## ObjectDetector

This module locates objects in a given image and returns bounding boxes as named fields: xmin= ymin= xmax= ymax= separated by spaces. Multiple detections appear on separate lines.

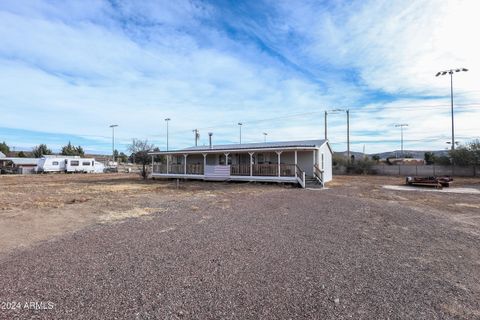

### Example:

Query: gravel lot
xmin=1 ymin=174 xmax=479 ymax=319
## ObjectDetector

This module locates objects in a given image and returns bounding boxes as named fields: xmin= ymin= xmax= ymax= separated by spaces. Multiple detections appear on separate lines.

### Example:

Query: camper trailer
xmin=37 ymin=157 xmax=66 ymax=172
xmin=37 ymin=156 xmax=99 ymax=173
xmin=65 ymin=158 xmax=96 ymax=173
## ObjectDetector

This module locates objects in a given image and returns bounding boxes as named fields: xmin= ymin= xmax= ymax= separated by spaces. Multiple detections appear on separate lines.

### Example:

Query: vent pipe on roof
xmin=208 ymin=132 xmax=213 ymax=149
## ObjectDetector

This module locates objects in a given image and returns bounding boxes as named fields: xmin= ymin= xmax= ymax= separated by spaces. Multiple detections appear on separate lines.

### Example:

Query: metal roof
xmin=1 ymin=158 xmax=39 ymax=165
xmin=151 ymin=139 xmax=328 ymax=154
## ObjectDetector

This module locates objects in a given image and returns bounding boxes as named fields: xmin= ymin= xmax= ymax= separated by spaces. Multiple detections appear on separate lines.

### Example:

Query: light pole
xmin=395 ymin=124 xmax=408 ymax=157
xmin=238 ymin=122 xmax=243 ymax=144
xmin=346 ymin=109 xmax=350 ymax=163
xmin=263 ymin=132 xmax=268 ymax=143
xmin=109 ymin=124 xmax=118 ymax=162
xmin=165 ymin=118 xmax=171 ymax=151
xmin=435 ymin=68 xmax=468 ymax=150
xmin=193 ymin=129 xmax=199 ymax=147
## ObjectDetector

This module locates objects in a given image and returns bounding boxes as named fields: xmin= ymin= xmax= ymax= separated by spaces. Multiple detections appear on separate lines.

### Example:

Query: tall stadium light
xmin=238 ymin=122 xmax=243 ymax=144
xmin=395 ymin=124 xmax=408 ymax=157
xmin=165 ymin=118 xmax=171 ymax=151
xmin=109 ymin=124 xmax=118 ymax=162
xmin=263 ymin=132 xmax=268 ymax=143
xmin=436 ymin=68 xmax=468 ymax=150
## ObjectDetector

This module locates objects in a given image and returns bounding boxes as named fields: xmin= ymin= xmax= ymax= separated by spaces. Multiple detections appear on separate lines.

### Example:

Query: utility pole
xmin=263 ymin=132 xmax=268 ymax=143
xmin=324 ymin=111 xmax=327 ymax=140
xmin=395 ymin=124 xmax=408 ymax=157
xmin=238 ymin=122 xmax=243 ymax=144
xmin=435 ymin=68 xmax=468 ymax=150
xmin=165 ymin=118 xmax=171 ymax=151
xmin=109 ymin=124 xmax=118 ymax=162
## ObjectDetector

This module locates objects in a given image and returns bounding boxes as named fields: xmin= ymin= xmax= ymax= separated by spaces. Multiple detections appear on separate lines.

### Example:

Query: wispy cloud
xmin=0 ymin=0 xmax=478 ymax=154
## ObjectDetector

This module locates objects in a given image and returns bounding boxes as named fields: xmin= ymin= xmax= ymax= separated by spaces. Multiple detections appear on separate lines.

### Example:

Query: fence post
xmin=398 ymin=165 xmax=401 ymax=176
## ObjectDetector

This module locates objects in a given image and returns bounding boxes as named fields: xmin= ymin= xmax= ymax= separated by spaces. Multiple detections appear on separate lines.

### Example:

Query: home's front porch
xmin=151 ymin=150 xmax=324 ymax=188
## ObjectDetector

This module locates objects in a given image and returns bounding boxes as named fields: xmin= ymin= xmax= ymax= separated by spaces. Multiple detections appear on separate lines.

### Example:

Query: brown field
xmin=1 ymin=173 xmax=479 ymax=257
xmin=1 ymin=173 xmax=480 ymax=319
xmin=0 ymin=173 xmax=280 ymax=256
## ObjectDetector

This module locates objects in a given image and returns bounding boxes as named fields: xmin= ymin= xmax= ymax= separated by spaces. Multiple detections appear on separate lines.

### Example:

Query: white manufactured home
xmin=149 ymin=139 xmax=333 ymax=188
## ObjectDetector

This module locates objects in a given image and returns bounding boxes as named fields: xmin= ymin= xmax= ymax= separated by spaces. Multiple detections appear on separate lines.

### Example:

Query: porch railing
xmin=296 ymin=165 xmax=306 ymax=188
xmin=252 ymin=164 xmax=277 ymax=176
xmin=187 ymin=164 xmax=203 ymax=175
xmin=153 ymin=164 xmax=167 ymax=174
xmin=231 ymin=164 xmax=250 ymax=176
xmin=313 ymin=164 xmax=324 ymax=186
xmin=168 ymin=164 xmax=184 ymax=174
xmin=280 ymin=164 xmax=295 ymax=177
xmin=152 ymin=164 xmax=203 ymax=175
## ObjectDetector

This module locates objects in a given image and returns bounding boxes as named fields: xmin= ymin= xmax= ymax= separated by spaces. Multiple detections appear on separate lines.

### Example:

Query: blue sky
xmin=0 ymin=0 xmax=478 ymax=154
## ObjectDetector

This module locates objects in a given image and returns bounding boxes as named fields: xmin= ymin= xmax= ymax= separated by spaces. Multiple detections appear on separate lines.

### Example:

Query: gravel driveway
xmin=1 ymin=183 xmax=479 ymax=319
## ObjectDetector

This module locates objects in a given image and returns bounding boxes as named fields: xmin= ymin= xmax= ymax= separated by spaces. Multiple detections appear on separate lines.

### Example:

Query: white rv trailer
xmin=37 ymin=156 xmax=100 ymax=173
xmin=65 ymin=157 xmax=96 ymax=173
xmin=37 ymin=156 xmax=66 ymax=172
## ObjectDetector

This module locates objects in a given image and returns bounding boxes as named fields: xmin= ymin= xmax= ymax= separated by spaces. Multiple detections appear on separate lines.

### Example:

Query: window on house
xmin=82 ymin=161 xmax=90 ymax=166
xmin=52 ymin=161 xmax=59 ymax=165
xmin=70 ymin=161 xmax=79 ymax=166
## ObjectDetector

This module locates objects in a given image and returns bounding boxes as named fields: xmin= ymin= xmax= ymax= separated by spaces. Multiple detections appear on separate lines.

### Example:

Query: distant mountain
xmin=334 ymin=150 xmax=449 ymax=160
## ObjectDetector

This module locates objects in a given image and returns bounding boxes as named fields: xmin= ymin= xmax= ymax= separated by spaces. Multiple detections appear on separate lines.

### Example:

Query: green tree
xmin=76 ymin=146 xmax=85 ymax=156
xmin=424 ymin=152 xmax=436 ymax=165
xmin=32 ymin=144 xmax=52 ymax=158
xmin=468 ymin=139 xmax=480 ymax=165
xmin=450 ymin=147 xmax=472 ymax=166
xmin=17 ymin=151 xmax=26 ymax=158
xmin=127 ymin=139 xmax=155 ymax=179
xmin=0 ymin=141 xmax=10 ymax=155
xmin=332 ymin=154 xmax=348 ymax=166
xmin=435 ymin=155 xmax=452 ymax=166
xmin=372 ymin=155 xmax=380 ymax=162
xmin=61 ymin=141 xmax=84 ymax=156
xmin=118 ymin=152 xmax=128 ymax=163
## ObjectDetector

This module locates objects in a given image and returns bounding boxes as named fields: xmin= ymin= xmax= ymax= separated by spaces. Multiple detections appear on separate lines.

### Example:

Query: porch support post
xmin=312 ymin=150 xmax=316 ymax=175
xmin=202 ymin=153 xmax=207 ymax=175
xmin=276 ymin=151 xmax=282 ymax=177
xmin=166 ymin=155 xmax=169 ymax=174
xmin=249 ymin=152 xmax=254 ymax=176
xmin=183 ymin=154 xmax=187 ymax=174
xmin=294 ymin=150 xmax=297 ymax=178
xmin=151 ymin=155 xmax=154 ymax=174
xmin=224 ymin=153 xmax=230 ymax=166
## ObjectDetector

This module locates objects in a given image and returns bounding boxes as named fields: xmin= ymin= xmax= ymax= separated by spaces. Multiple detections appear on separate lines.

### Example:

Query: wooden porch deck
xmin=151 ymin=164 xmax=304 ymax=186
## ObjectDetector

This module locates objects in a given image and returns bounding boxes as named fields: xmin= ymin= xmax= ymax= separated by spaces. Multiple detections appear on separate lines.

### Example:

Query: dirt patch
xmin=0 ymin=173 xmax=277 ymax=256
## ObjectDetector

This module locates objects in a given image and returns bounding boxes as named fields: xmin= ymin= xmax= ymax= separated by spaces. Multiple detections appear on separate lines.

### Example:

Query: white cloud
xmin=0 ymin=0 xmax=478 ymax=154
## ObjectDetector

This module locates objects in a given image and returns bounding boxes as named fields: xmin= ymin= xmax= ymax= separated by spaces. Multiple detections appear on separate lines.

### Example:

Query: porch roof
xmin=149 ymin=139 xmax=328 ymax=155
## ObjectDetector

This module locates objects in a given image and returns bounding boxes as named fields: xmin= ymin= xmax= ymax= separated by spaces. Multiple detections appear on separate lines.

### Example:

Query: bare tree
xmin=127 ymin=139 xmax=155 ymax=179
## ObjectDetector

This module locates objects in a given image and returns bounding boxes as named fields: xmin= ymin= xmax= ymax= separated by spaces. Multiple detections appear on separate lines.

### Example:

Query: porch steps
xmin=305 ymin=176 xmax=323 ymax=189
